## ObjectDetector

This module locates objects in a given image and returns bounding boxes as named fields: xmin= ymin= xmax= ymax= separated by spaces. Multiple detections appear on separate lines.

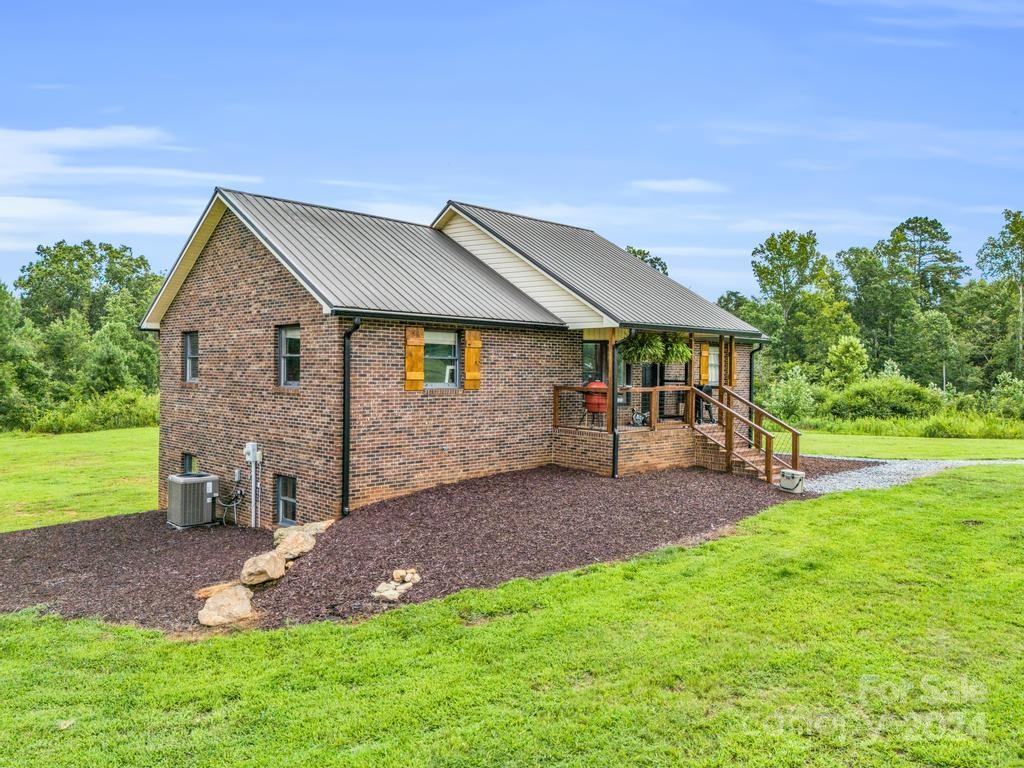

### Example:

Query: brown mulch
xmin=0 ymin=513 xmax=269 ymax=630
xmin=799 ymin=455 xmax=880 ymax=477
xmin=0 ymin=458 xmax=875 ymax=631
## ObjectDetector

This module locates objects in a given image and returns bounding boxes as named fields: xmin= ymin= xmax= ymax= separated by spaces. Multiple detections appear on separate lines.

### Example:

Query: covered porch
xmin=552 ymin=328 xmax=800 ymax=483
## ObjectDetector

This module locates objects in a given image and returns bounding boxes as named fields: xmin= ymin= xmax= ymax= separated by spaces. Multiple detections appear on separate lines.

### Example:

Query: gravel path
xmin=804 ymin=456 xmax=1024 ymax=494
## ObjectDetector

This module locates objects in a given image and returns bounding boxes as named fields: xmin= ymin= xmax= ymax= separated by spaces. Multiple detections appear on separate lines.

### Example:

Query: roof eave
xmin=329 ymin=306 xmax=567 ymax=330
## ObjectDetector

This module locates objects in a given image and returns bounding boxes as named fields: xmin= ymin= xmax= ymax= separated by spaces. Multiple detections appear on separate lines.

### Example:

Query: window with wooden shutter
xmin=405 ymin=326 xmax=424 ymax=390
xmin=729 ymin=339 xmax=738 ymax=387
xmin=464 ymin=329 xmax=481 ymax=390
xmin=699 ymin=344 xmax=710 ymax=384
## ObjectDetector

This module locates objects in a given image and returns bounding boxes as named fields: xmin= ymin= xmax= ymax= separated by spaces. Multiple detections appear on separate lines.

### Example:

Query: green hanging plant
xmin=616 ymin=331 xmax=693 ymax=366
xmin=616 ymin=331 xmax=665 ymax=364
xmin=661 ymin=333 xmax=693 ymax=365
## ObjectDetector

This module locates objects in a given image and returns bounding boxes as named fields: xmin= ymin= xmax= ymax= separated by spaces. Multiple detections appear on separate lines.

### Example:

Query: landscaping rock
xmin=392 ymin=569 xmax=407 ymax=583
xmin=273 ymin=519 xmax=336 ymax=546
xmin=198 ymin=585 xmax=253 ymax=626
xmin=240 ymin=551 xmax=286 ymax=585
xmin=193 ymin=580 xmax=241 ymax=600
xmin=276 ymin=531 xmax=316 ymax=560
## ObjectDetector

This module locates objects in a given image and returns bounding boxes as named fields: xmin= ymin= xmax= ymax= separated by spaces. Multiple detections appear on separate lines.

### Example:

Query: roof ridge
xmin=217 ymin=187 xmax=435 ymax=230
xmin=449 ymin=200 xmax=596 ymax=232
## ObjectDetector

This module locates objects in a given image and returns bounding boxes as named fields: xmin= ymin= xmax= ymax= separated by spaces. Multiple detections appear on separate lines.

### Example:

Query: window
xmin=581 ymin=341 xmax=629 ymax=403
xmin=182 ymin=453 xmax=197 ymax=474
xmin=276 ymin=475 xmax=297 ymax=524
xmin=183 ymin=332 xmax=199 ymax=382
xmin=278 ymin=325 xmax=300 ymax=386
xmin=582 ymin=341 xmax=605 ymax=383
xmin=423 ymin=330 xmax=458 ymax=387
xmin=708 ymin=345 xmax=720 ymax=386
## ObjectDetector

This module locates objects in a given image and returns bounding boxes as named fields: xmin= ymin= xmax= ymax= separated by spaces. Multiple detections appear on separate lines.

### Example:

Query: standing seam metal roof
xmin=218 ymin=189 xmax=564 ymax=327
xmin=446 ymin=201 xmax=765 ymax=337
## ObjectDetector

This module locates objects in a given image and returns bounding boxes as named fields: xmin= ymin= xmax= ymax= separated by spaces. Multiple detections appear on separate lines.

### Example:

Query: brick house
xmin=142 ymin=189 xmax=795 ymax=530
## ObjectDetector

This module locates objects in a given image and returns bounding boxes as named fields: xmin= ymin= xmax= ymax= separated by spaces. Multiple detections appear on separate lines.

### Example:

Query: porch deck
xmin=552 ymin=384 xmax=801 ymax=483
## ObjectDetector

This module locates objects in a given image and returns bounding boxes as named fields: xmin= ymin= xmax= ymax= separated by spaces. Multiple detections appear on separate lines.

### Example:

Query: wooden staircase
xmin=691 ymin=387 xmax=801 ymax=485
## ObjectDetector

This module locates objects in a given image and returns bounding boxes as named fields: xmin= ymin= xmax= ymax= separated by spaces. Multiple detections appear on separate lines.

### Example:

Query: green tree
xmin=80 ymin=322 xmax=135 ymax=395
xmin=823 ymin=335 xmax=869 ymax=388
xmin=716 ymin=290 xmax=751 ymax=315
xmin=838 ymin=244 xmax=917 ymax=366
xmin=42 ymin=309 xmax=94 ymax=398
xmin=976 ymin=209 xmax=1024 ymax=373
xmin=893 ymin=308 xmax=960 ymax=388
xmin=886 ymin=217 xmax=967 ymax=309
xmin=751 ymin=230 xmax=827 ymax=324
xmin=627 ymin=246 xmax=668 ymax=275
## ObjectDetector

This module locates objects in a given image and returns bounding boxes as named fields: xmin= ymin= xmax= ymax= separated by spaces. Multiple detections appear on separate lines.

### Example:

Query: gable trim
xmin=433 ymin=203 xmax=620 ymax=326
xmin=140 ymin=189 xmax=333 ymax=331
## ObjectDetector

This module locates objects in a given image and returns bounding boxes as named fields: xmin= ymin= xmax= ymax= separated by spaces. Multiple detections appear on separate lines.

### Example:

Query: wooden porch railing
xmin=721 ymin=386 xmax=802 ymax=471
xmin=552 ymin=384 xmax=789 ymax=483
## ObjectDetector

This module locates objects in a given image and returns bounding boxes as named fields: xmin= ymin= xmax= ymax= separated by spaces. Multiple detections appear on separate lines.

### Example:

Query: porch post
xmin=718 ymin=334 xmax=725 ymax=402
xmin=606 ymin=328 xmax=616 ymax=435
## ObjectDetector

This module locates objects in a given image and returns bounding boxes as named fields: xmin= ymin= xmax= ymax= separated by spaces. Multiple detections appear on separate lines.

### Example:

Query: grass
xmin=2 ymin=465 xmax=1023 ymax=766
xmin=0 ymin=427 xmax=157 ymax=533
xmin=800 ymin=431 xmax=1024 ymax=460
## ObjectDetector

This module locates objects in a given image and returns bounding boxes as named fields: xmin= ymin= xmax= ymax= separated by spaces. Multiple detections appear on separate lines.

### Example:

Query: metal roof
xmin=218 ymin=189 xmax=564 ymax=327
xmin=443 ymin=201 xmax=766 ymax=338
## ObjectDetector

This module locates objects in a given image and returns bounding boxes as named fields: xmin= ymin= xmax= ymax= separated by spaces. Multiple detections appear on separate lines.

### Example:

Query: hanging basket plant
xmin=616 ymin=332 xmax=665 ymax=364
xmin=661 ymin=333 xmax=693 ymax=365
xmin=616 ymin=331 xmax=693 ymax=366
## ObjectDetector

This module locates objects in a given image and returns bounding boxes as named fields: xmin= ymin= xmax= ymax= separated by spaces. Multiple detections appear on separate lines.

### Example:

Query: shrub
xmin=825 ymin=376 xmax=942 ymax=420
xmin=793 ymin=413 xmax=1024 ymax=439
xmin=822 ymin=335 xmax=869 ymax=388
xmin=990 ymin=372 xmax=1024 ymax=420
xmin=761 ymin=365 xmax=816 ymax=422
xmin=31 ymin=388 xmax=158 ymax=434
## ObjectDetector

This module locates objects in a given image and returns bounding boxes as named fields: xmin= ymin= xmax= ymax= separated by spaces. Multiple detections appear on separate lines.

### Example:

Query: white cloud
xmin=0 ymin=195 xmax=195 ymax=251
xmin=629 ymin=178 xmax=730 ymax=194
xmin=821 ymin=0 xmax=1024 ymax=28
xmin=0 ymin=125 xmax=262 ymax=186
xmin=710 ymin=118 xmax=1024 ymax=167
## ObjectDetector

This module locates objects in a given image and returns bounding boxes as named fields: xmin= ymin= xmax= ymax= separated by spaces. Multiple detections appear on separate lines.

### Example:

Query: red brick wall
xmin=552 ymin=427 xmax=613 ymax=476
xmin=158 ymin=211 xmax=344 ymax=527
xmin=618 ymin=427 xmax=696 ymax=475
xmin=347 ymin=319 xmax=582 ymax=507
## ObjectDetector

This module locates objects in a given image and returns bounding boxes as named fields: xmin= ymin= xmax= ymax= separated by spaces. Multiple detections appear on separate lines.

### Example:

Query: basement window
xmin=183 ymin=332 xmax=199 ymax=382
xmin=182 ymin=453 xmax=197 ymax=474
xmin=278 ymin=325 xmax=301 ymax=386
xmin=424 ymin=330 xmax=458 ymax=388
xmin=276 ymin=475 xmax=297 ymax=525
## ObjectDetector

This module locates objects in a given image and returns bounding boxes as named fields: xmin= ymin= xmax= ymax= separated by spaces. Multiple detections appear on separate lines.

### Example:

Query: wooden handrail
xmin=721 ymin=386 xmax=801 ymax=471
xmin=721 ymin=386 xmax=801 ymax=436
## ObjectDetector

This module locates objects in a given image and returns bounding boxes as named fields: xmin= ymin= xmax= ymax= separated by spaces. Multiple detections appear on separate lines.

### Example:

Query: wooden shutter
xmin=405 ymin=326 xmax=424 ymax=390
xmin=464 ymin=330 xmax=481 ymax=390
xmin=699 ymin=344 xmax=709 ymax=384
xmin=729 ymin=338 xmax=738 ymax=387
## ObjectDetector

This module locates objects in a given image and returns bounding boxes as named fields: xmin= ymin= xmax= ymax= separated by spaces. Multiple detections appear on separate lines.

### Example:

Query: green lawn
xmin=2 ymin=465 xmax=1022 ymax=767
xmin=801 ymin=430 xmax=1024 ymax=460
xmin=0 ymin=427 xmax=157 ymax=533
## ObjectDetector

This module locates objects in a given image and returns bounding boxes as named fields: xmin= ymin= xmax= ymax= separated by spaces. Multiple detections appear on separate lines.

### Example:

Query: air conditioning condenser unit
xmin=167 ymin=472 xmax=219 ymax=528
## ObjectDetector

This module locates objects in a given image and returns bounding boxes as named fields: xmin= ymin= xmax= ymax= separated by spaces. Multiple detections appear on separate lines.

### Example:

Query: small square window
xmin=423 ymin=330 xmax=458 ymax=388
xmin=276 ymin=475 xmax=297 ymax=524
xmin=183 ymin=332 xmax=199 ymax=382
xmin=182 ymin=453 xmax=197 ymax=474
xmin=278 ymin=325 xmax=300 ymax=386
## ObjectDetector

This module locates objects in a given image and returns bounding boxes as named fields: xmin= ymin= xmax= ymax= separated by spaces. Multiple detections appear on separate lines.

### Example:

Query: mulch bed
xmin=0 ymin=513 xmax=269 ymax=630
xmin=798 ymin=455 xmax=879 ymax=477
xmin=0 ymin=458 xmax=874 ymax=631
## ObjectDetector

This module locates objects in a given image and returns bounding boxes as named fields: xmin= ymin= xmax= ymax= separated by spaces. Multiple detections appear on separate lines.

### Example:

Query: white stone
xmin=198 ymin=585 xmax=253 ymax=626
xmin=240 ymin=551 xmax=286 ymax=585
xmin=276 ymin=530 xmax=316 ymax=560
xmin=393 ymin=569 xmax=408 ymax=583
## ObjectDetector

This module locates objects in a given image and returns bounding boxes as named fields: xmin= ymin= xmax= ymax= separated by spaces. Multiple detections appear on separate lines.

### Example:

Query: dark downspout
xmin=341 ymin=316 xmax=362 ymax=517
xmin=749 ymin=342 xmax=763 ymax=406
xmin=611 ymin=339 xmax=620 ymax=478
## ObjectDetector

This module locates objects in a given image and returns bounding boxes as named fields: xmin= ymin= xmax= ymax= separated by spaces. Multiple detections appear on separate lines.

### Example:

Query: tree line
xmin=0 ymin=241 xmax=161 ymax=431
xmin=717 ymin=210 xmax=1024 ymax=392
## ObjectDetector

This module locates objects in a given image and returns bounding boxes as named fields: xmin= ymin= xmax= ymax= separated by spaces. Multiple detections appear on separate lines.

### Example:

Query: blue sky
xmin=1 ymin=0 xmax=1021 ymax=299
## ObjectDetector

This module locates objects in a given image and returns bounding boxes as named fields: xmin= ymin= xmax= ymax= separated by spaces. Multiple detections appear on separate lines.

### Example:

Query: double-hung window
xmin=708 ymin=345 xmax=720 ymax=386
xmin=423 ymin=330 xmax=458 ymax=388
xmin=278 ymin=325 xmax=300 ymax=386
xmin=182 ymin=453 xmax=197 ymax=474
xmin=183 ymin=332 xmax=199 ymax=382
xmin=276 ymin=475 xmax=297 ymax=524
xmin=581 ymin=341 xmax=629 ymax=403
